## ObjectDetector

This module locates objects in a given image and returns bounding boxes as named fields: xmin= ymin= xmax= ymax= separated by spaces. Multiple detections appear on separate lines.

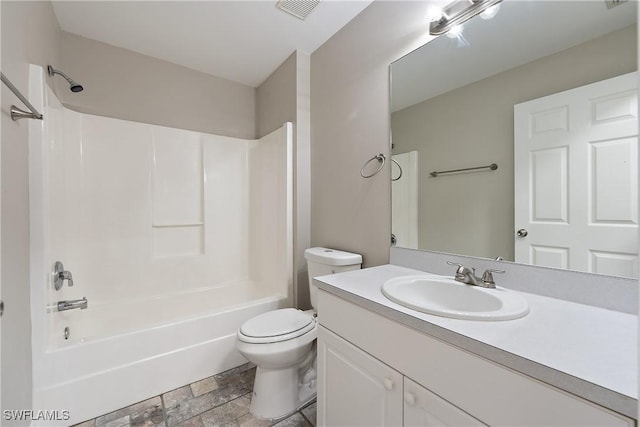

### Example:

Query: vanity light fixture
xmin=429 ymin=0 xmax=503 ymax=36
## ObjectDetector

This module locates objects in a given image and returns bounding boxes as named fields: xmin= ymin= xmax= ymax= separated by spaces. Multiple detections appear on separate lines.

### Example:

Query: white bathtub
xmin=27 ymin=64 xmax=294 ymax=426
xmin=34 ymin=284 xmax=287 ymax=426
xmin=47 ymin=280 xmax=278 ymax=348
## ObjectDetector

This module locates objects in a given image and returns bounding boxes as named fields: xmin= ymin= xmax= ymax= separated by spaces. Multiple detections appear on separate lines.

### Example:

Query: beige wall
xmin=257 ymin=52 xmax=297 ymax=138
xmin=391 ymin=25 xmax=637 ymax=261
xmin=256 ymin=51 xmax=312 ymax=309
xmin=1 ymin=1 xmax=62 ymax=420
xmin=310 ymin=1 xmax=432 ymax=267
xmin=61 ymin=32 xmax=256 ymax=139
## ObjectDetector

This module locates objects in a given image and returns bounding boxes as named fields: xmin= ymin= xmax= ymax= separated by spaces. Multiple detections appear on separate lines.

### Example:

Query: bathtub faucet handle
xmin=53 ymin=261 xmax=74 ymax=290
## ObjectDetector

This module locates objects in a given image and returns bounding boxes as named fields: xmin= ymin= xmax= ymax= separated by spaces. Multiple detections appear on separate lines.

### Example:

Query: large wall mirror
xmin=390 ymin=0 xmax=638 ymax=279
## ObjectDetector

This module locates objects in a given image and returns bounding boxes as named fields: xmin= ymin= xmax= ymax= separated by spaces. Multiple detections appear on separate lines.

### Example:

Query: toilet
xmin=236 ymin=247 xmax=362 ymax=420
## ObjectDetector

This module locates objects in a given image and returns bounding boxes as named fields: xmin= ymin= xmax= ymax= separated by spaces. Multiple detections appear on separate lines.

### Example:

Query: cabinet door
xmin=317 ymin=326 xmax=403 ymax=427
xmin=404 ymin=377 xmax=487 ymax=427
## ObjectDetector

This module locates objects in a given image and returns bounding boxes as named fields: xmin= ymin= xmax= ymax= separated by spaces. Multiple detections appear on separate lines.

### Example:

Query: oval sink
xmin=381 ymin=275 xmax=529 ymax=321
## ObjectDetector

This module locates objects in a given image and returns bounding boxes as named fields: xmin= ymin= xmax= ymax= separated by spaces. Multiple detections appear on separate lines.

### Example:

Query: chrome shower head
xmin=48 ymin=65 xmax=84 ymax=93
xmin=69 ymin=82 xmax=84 ymax=93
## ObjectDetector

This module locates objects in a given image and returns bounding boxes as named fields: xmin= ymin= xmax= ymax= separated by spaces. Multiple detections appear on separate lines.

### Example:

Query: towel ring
xmin=360 ymin=154 xmax=386 ymax=178
xmin=391 ymin=158 xmax=403 ymax=181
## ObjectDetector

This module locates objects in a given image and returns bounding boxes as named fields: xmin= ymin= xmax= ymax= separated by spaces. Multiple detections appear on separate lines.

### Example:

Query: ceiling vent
xmin=276 ymin=0 xmax=320 ymax=20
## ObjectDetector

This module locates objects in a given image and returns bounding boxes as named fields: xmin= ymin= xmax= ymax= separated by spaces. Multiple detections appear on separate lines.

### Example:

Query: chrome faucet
xmin=57 ymin=297 xmax=88 ymax=312
xmin=447 ymin=261 xmax=480 ymax=285
xmin=447 ymin=261 xmax=504 ymax=289
xmin=481 ymin=269 xmax=505 ymax=288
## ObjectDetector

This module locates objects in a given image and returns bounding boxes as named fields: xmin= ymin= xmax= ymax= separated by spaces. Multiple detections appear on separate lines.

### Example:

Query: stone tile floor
xmin=72 ymin=363 xmax=316 ymax=427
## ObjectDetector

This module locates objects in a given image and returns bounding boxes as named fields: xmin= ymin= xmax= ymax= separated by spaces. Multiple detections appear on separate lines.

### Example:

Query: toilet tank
xmin=305 ymin=247 xmax=362 ymax=309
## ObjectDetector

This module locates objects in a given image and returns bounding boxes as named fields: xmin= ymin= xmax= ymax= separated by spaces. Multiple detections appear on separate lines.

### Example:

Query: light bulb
xmin=446 ymin=24 xmax=464 ymax=38
xmin=480 ymin=4 xmax=500 ymax=20
xmin=426 ymin=5 xmax=444 ymax=23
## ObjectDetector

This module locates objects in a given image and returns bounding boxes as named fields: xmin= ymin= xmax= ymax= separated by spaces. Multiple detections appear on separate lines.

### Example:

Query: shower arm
xmin=47 ymin=65 xmax=83 ymax=93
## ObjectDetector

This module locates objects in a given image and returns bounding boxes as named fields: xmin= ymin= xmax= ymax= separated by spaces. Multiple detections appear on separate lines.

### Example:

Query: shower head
xmin=47 ymin=65 xmax=84 ymax=93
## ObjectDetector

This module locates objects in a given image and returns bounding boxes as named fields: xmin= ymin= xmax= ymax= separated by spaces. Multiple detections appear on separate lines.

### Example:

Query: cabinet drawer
xmin=317 ymin=290 xmax=634 ymax=427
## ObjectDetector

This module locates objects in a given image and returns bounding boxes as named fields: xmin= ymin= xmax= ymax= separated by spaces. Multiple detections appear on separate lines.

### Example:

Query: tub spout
xmin=57 ymin=297 xmax=88 ymax=312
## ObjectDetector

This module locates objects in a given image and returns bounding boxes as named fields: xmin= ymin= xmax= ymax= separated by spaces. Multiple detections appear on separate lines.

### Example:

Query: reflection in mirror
xmin=390 ymin=0 xmax=638 ymax=278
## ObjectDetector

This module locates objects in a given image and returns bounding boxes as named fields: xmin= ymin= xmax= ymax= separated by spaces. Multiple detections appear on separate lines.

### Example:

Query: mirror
xmin=390 ymin=0 xmax=638 ymax=278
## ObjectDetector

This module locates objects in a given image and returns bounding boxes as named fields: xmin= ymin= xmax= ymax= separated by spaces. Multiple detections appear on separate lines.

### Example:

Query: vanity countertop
xmin=314 ymin=264 xmax=638 ymax=419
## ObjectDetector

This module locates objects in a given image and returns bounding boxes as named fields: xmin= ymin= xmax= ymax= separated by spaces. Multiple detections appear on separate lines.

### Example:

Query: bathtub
xmin=33 ymin=283 xmax=288 ymax=426
xmin=27 ymin=64 xmax=294 ymax=426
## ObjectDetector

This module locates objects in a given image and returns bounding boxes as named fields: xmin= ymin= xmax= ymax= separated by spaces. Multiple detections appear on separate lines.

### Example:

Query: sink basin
xmin=381 ymin=275 xmax=529 ymax=321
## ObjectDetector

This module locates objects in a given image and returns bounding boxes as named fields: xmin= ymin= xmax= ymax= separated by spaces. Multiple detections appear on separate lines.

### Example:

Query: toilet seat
xmin=238 ymin=308 xmax=316 ymax=344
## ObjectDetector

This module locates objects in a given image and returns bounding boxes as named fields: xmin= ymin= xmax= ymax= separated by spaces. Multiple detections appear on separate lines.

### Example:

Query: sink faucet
xmin=447 ymin=261 xmax=480 ymax=285
xmin=447 ymin=261 xmax=504 ymax=288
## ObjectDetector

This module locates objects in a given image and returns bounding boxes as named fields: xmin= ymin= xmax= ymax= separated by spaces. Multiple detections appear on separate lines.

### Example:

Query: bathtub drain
xmin=64 ymin=326 xmax=70 ymax=340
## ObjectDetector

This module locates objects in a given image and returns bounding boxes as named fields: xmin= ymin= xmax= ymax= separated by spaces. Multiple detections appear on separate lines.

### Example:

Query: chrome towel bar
xmin=1 ymin=71 xmax=43 ymax=121
xmin=430 ymin=163 xmax=498 ymax=177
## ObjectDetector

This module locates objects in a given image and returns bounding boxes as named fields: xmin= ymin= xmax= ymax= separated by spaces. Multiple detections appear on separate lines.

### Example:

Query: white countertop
xmin=314 ymin=264 xmax=638 ymax=419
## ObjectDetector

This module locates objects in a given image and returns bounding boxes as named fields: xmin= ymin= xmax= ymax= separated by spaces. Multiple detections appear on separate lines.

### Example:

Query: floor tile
xmin=272 ymin=413 xmax=310 ymax=427
xmin=300 ymin=402 xmax=316 ymax=427
xmin=235 ymin=413 xmax=272 ymax=427
xmin=208 ymin=381 xmax=252 ymax=408
xmin=102 ymin=415 xmax=130 ymax=427
xmin=95 ymin=397 xmax=163 ymax=427
xmin=72 ymin=420 xmax=96 ymax=427
xmin=131 ymin=417 xmax=166 ymax=427
xmin=173 ymin=416 xmax=205 ymax=427
xmin=85 ymin=363 xmax=314 ymax=427
xmin=166 ymin=381 xmax=250 ymax=426
xmin=200 ymin=395 xmax=251 ymax=427
xmin=162 ymin=386 xmax=194 ymax=410
xmin=190 ymin=376 xmax=219 ymax=397
xmin=239 ymin=368 xmax=256 ymax=391
xmin=214 ymin=364 xmax=253 ymax=388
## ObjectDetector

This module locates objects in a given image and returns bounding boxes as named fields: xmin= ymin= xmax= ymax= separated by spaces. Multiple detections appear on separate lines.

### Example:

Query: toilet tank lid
xmin=304 ymin=247 xmax=363 ymax=266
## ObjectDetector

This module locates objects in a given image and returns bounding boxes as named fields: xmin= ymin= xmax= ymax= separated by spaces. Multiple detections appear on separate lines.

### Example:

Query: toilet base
xmin=249 ymin=353 xmax=317 ymax=420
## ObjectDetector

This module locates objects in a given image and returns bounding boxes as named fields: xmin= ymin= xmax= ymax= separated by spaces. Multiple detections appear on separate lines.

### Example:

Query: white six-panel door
xmin=514 ymin=72 xmax=638 ymax=277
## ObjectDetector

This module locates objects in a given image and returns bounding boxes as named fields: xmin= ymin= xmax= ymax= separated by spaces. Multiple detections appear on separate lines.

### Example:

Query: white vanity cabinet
xmin=403 ymin=377 xmax=486 ymax=427
xmin=317 ymin=326 xmax=403 ymax=426
xmin=316 ymin=289 xmax=635 ymax=427
xmin=317 ymin=325 xmax=481 ymax=427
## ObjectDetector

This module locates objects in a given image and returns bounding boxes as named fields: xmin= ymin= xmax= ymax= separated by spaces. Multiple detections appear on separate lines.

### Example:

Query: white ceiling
xmin=51 ymin=0 xmax=373 ymax=87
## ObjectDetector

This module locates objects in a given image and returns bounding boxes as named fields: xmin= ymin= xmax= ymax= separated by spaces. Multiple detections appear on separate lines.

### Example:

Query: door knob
xmin=383 ymin=378 xmax=394 ymax=391
xmin=516 ymin=228 xmax=528 ymax=237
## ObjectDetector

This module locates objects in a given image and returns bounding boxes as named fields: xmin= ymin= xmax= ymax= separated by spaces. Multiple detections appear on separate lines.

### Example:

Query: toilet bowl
xmin=236 ymin=247 xmax=362 ymax=420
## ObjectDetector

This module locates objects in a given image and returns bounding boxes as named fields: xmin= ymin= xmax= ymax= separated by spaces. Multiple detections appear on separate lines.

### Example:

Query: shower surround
xmin=27 ymin=65 xmax=293 ymax=425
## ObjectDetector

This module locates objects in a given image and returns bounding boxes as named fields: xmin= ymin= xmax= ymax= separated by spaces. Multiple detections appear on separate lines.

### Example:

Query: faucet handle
xmin=446 ymin=261 xmax=465 ymax=274
xmin=481 ymin=269 xmax=505 ymax=287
